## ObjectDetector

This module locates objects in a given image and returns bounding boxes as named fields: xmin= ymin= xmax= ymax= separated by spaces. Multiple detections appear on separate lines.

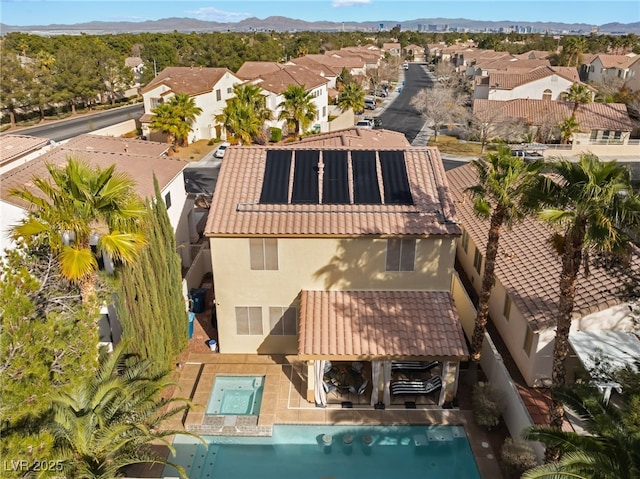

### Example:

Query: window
xmin=227 ymin=87 xmax=233 ymax=94
xmin=216 ymin=89 xmax=222 ymax=101
xmin=523 ymin=326 xmax=534 ymax=356
xmin=150 ymin=97 xmax=163 ymax=109
xmin=542 ymin=89 xmax=552 ymax=101
xmin=164 ymin=192 xmax=171 ymax=209
xmin=269 ymin=306 xmax=297 ymax=335
xmin=473 ymin=247 xmax=483 ymax=274
xmin=386 ymin=238 xmax=416 ymax=271
xmin=235 ymin=307 xmax=263 ymax=335
xmin=550 ymin=75 xmax=558 ymax=82
xmin=461 ymin=230 xmax=469 ymax=253
xmin=249 ymin=238 xmax=278 ymax=270
xmin=503 ymin=295 xmax=512 ymax=321
xmin=322 ymin=106 xmax=326 ymax=118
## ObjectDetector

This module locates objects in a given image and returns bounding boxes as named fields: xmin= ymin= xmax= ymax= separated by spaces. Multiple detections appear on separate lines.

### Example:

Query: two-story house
xmin=583 ymin=53 xmax=639 ymax=85
xmin=204 ymin=142 xmax=469 ymax=406
xmin=472 ymin=66 xmax=584 ymax=101
xmin=139 ymin=67 xmax=242 ymax=143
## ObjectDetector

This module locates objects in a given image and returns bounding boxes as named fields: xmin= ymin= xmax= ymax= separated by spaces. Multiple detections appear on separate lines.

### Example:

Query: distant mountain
xmin=1 ymin=16 xmax=638 ymax=35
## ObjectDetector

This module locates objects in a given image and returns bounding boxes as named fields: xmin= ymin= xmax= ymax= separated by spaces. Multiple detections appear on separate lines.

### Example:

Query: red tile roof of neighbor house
xmin=1 ymin=135 xmax=185 ymax=208
xmin=287 ymin=56 xmax=342 ymax=76
xmin=252 ymin=65 xmax=329 ymax=95
xmin=139 ymin=66 xmax=234 ymax=96
xmin=303 ymin=53 xmax=366 ymax=69
xmin=0 ymin=135 xmax=50 ymax=165
xmin=298 ymin=290 xmax=469 ymax=359
xmin=446 ymin=163 xmax=636 ymax=331
xmin=596 ymin=53 xmax=639 ymax=69
xmin=236 ymin=61 xmax=286 ymax=80
xmin=472 ymin=98 xmax=634 ymax=132
xmin=475 ymin=66 xmax=581 ymax=89
xmin=204 ymin=144 xmax=461 ymax=237
xmin=295 ymin=128 xmax=410 ymax=148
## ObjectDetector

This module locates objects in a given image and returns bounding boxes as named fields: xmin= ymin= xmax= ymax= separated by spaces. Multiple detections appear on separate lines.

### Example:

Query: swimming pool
xmin=163 ymin=425 xmax=481 ymax=479
xmin=205 ymin=376 xmax=264 ymax=415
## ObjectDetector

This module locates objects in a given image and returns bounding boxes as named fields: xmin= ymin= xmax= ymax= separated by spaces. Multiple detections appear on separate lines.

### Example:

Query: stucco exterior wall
xmin=210 ymin=235 xmax=458 ymax=354
xmin=481 ymin=76 xmax=574 ymax=101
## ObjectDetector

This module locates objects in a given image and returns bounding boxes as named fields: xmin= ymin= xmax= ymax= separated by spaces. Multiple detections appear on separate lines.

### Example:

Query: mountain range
xmin=1 ymin=16 xmax=639 ymax=35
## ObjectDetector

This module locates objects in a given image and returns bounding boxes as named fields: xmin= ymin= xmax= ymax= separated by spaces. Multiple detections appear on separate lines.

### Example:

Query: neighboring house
xmin=382 ymin=42 xmax=402 ymax=56
xmin=0 ymin=135 xmax=198 ymax=269
xmin=247 ymin=64 xmax=330 ymax=134
xmin=204 ymin=141 xmax=469 ymax=406
xmin=295 ymin=127 xmax=410 ymax=148
xmin=583 ymin=53 xmax=639 ymax=85
xmin=124 ymin=56 xmax=144 ymax=83
xmin=472 ymin=66 xmax=584 ymax=101
xmin=466 ymin=56 xmax=551 ymax=79
xmin=139 ymin=66 xmax=242 ymax=142
xmin=301 ymin=53 xmax=368 ymax=77
xmin=447 ymin=163 xmax=638 ymax=388
xmin=472 ymin=98 xmax=635 ymax=145
xmin=285 ymin=56 xmax=341 ymax=89
xmin=0 ymin=134 xmax=52 ymax=174
xmin=405 ymin=44 xmax=425 ymax=62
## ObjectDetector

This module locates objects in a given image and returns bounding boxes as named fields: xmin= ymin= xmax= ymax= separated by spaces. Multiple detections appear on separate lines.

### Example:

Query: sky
xmin=1 ymin=0 xmax=639 ymax=27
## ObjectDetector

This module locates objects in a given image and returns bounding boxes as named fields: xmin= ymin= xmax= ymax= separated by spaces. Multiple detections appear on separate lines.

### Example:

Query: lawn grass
xmin=428 ymin=135 xmax=499 ymax=157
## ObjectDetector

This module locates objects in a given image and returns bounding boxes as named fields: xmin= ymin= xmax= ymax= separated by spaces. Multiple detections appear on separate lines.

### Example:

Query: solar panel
xmin=322 ymin=150 xmax=349 ymax=204
xmin=259 ymin=150 xmax=292 ymax=204
xmin=351 ymin=150 xmax=381 ymax=204
xmin=379 ymin=151 xmax=414 ymax=205
xmin=291 ymin=150 xmax=320 ymax=204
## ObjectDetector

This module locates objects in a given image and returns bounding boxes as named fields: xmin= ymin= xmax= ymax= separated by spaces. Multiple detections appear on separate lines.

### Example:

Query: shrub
xmin=472 ymin=381 xmax=503 ymax=429
xmin=207 ymin=139 xmax=215 ymax=146
xmin=500 ymin=438 xmax=538 ymax=479
xmin=270 ymin=127 xmax=283 ymax=143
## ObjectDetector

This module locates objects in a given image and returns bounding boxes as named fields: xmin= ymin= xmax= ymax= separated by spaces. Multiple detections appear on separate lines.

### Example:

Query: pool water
xmin=206 ymin=376 xmax=264 ymax=415
xmin=163 ymin=425 xmax=481 ymax=479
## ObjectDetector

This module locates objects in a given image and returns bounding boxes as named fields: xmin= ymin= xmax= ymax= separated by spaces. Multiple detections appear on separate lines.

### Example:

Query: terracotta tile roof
xmin=295 ymin=128 xmax=410 ymax=148
xmin=446 ymin=163 xmax=636 ymax=331
xmin=1 ymin=134 xmax=186 ymax=208
xmin=204 ymin=145 xmax=461 ymax=237
xmin=382 ymin=43 xmax=401 ymax=51
xmin=287 ymin=56 xmax=341 ymax=76
xmin=139 ymin=66 xmax=234 ymax=96
xmin=472 ymin=98 xmax=634 ymax=132
xmin=596 ymin=53 xmax=639 ymax=69
xmin=514 ymin=50 xmax=554 ymax=60
xmin=298 ymin=290 xmax=469 ymax=359
xmin=253 ymin=65 xmax=329 ymax=94
xmin=476 ymin=58 xmax=550 ymax=72
xmin=0 ymin=134 xmax=49 ymax=165
xmin=478 ymin=66 xmax=581 ymax=90
xmin=303 ymin=53 xmax=365 ymax=69
xmin=236 ymin=61 xmax=285 ymax=80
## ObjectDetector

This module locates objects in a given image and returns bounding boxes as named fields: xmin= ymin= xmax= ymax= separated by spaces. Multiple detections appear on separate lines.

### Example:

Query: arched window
xmin=542 ymin=89 xmax=552 ymax=101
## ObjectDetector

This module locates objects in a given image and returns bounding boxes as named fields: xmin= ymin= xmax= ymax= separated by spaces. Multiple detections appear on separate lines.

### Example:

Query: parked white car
xmin=355 ymin=119 xmax=374 ymax=129
xmin=214 ymin=142 xmax=230 ymax=158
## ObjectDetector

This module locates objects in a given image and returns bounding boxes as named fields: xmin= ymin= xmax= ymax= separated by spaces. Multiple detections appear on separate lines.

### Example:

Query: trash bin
xmin=207 ymin=339 xmax=218 ymax=352
xmin=188 ymin=312 xmax=195 ymax=339
xmin=190 ymin=288 xmax=207 ymax=314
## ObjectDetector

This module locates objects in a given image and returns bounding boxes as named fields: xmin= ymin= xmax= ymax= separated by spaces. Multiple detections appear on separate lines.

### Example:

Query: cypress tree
xmin=116 ymin=176 xmax=188 ymax=372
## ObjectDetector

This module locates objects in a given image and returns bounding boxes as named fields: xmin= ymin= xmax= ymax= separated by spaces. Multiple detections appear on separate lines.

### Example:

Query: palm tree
xmin=522 ymin=386 xmax=640 ymax=479
xmin=149 ymin=102 xmax=181 ymax=151
xmin=215 ymin=84 xmax=271 ymax=145
xmin=534 ymin=154 xmax=640 ymax=430
xmin=10 ymin=158 xmax=147 ymax=300
xmin=565 ymin=83 xmax=592 ymax=121
xmin=336 ymin=82 xmax=365 ymax=114
xmin=48 ymin=343 xmax=197 ymax=479
xmin=559 ymin=116 xmax=579 ymax=144
xmin=277 ymin=84 xmax=318 ymax=137
xmin=170 ymin=93 xmax=202 ymax=147
xmin=465 ymin=147 xmax=544 ymax=362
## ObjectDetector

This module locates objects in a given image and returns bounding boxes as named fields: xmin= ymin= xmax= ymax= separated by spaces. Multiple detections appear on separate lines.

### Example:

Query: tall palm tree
xmin=534 ymin=154 xmax=640 ymax=430
xmin=336 ymin=82 xmax=365 ymax=114
xmin=215 ymin=84 xmax=271 ymax=145
xmin=565 ymin=83 xmax=592 ymax=120
xmin=522 ymin=386 xmax=640 ymax=479
xmin=10 ymin=158 xmax=147 ymax=300
xmin=559 ymin=116 xmax=579 ymax=144
xmin=277 ymin=84 xmax=318 ymax=136
xmin=465 ymin=147 xmax=544 ymax=362
xmin=48 ymin=344 xmax=197 ymax=479
xmin=169 ymin=92 xmax=203 ymax=147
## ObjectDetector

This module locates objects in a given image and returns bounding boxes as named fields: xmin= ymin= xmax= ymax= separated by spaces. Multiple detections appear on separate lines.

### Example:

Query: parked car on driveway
xmin=364 ymin=98 xmax=376 ymax=110
xmin=214 ymin=142 xmax=230 ymax=158
xmin=355 ymin=119 xmax=374 ymax=129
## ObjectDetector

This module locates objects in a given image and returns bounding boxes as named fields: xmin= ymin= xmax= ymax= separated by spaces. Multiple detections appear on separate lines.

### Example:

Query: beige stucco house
xmin=447 ymin=163 xmax=638 ymax=388
xmin=204 ymin=139 xmax=469 ymax=406
xmin=139 ymin=67 xmax=242 ymax=142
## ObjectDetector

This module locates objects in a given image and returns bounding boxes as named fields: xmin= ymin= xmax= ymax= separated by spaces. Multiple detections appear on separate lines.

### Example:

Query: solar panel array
xmin=259 ymin=150 xmax=414 ymax=206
